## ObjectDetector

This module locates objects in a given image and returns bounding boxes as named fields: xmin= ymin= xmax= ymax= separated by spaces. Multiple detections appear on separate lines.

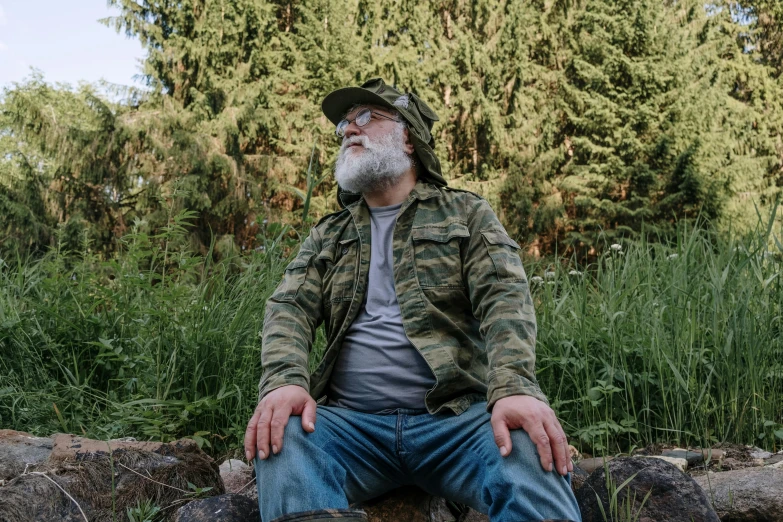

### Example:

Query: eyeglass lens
xmin=336 ymin=108 xmax=373 ymax=137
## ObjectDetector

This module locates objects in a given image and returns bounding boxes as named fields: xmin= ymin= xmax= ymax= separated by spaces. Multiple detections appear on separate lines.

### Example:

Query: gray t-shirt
xmin=328 ymin=203 xmax=436 ymax=412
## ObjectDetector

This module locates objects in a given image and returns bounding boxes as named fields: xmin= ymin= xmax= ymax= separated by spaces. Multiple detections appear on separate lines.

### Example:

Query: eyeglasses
xmin=335 ymin=108 xmax=399 ymax=137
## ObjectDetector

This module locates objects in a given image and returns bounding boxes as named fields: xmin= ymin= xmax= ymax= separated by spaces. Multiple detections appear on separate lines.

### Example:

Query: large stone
xmin=360 ymin=487 xmax=459 ymax=522
xmin=0 ymin=433 xmax=223 ymax=522
xmin=694 ymin=468 xmax=783 ymax=521
xmin=0 ymin=472 xmax=90 ymax=522
xmin=766 ymin=454 xmax=783 ymax=466
xmin=219 ymin=458 xmax=256 ymax=503
xmin=575 ymin=456 xmax=719 ymax=522
xmin=0 ymin=430 xmax=53 ymax=481
xmin=357 ymin=487 xmax=490 ymax=522
xmin=570 ymin=465 xmax=590 ymax=492
xmin=173 ymin=493 xmax=260 ymax=522
xmin=643 ymin=455 xmax=688 ymax=472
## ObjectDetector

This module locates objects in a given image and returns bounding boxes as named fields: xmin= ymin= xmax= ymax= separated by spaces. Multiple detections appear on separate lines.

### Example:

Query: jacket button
xmin=342 ymin=247 xmax=349 ymax=255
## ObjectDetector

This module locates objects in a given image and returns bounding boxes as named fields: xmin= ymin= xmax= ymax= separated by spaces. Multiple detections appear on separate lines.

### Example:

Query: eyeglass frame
xmin=335 ymin=107 xmax=401 ymax=137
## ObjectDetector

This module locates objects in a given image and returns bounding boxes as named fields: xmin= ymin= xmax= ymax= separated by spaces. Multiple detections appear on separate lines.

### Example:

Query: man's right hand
xmin=244 ymin=385 xmax=317 ymax=462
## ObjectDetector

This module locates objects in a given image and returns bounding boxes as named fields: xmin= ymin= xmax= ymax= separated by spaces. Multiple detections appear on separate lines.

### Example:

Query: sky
xmin=0 ymin=1 xmax=146 ymax=89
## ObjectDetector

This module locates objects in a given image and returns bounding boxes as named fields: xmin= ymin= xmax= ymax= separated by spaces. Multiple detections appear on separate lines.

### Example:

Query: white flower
xmin=568 ymin=270 xmax=582 ymax=276
xmin=667 ymin=253 xmax=678 ymax=260
xmin=544 ymin=271 xmax=556 ymax=279
xmin=610 ymin=244 xmax=622 ymax=252
xmin=531 ymin=276 xmax=544 ymax=284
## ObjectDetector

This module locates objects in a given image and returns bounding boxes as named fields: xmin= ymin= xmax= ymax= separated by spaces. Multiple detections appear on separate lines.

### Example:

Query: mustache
xmin=339 ymin=135 xmax=370 ymax=154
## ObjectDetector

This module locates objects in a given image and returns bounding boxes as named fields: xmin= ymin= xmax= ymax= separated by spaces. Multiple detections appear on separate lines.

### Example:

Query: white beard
xmin=334 ymin=123 xmax=413 ymax=194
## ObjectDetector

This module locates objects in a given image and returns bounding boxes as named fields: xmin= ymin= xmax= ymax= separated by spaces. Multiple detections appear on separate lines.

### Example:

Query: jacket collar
xmin=338 ymin=180 xmax=442 ymax=209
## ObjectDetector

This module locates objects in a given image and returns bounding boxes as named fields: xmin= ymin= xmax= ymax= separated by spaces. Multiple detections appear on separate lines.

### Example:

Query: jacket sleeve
xmin=258 ymin=227 xmax=324 ymax=402
xmin=462 ymin=198 xmax=549 ymax=410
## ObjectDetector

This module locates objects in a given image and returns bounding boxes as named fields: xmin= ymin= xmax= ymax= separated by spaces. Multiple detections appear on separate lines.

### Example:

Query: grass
xmin=1 ymin=209 xmax=781 ymax=456
xmin=531 ymin=210 xmax=783 ymax=454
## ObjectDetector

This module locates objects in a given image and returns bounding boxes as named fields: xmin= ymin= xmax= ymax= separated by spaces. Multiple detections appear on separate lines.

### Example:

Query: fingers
xmin=243 ymin=405 xmax=262 ymax=461
xmin=491 ymin=417 xmax=513 ymax=457
xmin=269 ymin=404 xmax=293 ymax=455
xmin=527 ymin=422 xmax=555 ymax=473
xmin=545 ymin=418 xmax=570 ymax=476
xmin=256 ymin=404 xmax=273 ymax=460
xmin=301 ymin=397 xmax=317 ymax=433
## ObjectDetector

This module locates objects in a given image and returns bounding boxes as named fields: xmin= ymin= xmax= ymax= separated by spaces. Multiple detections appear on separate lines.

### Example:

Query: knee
xmin=509 ymin=429 xmax=544 ymax=466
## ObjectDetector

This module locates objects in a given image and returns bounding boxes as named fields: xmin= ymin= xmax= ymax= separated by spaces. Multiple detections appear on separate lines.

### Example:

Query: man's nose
xmin=343 ymin=120 xmax=361 ymax=138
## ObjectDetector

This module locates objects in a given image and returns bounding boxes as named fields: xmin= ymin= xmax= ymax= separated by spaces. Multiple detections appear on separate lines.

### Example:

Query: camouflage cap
xmin=322 ymin=78 xmax=447 ymax=187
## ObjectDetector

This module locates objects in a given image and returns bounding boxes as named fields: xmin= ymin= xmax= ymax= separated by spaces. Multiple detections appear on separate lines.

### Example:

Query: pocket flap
xmin=411 ymin=222 xmax=470 ymax=243
xmin=286 ymin=252 xmax=314 ymax=270
xmin=480 ymin=230 xmax=521 ymax=250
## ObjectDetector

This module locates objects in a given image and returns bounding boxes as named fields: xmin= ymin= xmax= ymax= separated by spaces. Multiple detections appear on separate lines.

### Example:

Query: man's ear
xmin=402 ymin=127 xmax=415 ymax=155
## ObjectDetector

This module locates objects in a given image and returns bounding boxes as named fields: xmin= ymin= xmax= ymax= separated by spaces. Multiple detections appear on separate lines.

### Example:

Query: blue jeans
xmin=254 ymin=402 xmax=581 ymax=522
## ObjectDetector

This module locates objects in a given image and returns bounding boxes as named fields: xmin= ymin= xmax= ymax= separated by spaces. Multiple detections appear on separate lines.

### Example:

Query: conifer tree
xmin=502 ymin=0 xmax=782 ymax=253
xmin=2 ymin=0 xmax=781 ymax=256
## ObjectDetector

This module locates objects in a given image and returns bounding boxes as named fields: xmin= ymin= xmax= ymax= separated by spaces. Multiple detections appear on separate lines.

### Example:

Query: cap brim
xmin=322 ymin=87 xmax=397 ymax=125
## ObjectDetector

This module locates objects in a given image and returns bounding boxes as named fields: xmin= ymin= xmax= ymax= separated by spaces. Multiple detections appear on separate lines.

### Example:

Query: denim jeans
xmin=254 ymin=402 xmax=582 ymax=522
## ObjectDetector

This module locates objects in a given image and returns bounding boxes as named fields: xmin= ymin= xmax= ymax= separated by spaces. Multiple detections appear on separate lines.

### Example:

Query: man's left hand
xmin=490 ymin=395 xmax=573 ymax=476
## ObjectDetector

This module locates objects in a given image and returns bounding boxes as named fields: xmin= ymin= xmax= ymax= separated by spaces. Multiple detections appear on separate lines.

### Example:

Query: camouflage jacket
xmin=259 ymin=181 xmax=548 ymax=414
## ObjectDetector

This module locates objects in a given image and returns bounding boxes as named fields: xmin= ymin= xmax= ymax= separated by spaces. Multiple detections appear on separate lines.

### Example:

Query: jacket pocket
xmin=480 ymin=230 xmax=526 ymax=283
xmin=279 ymin=252 xmax=315 ymax=300
xmin=411 ymin=223 xmax=469 ymax=288
xmin=324 ymin=237 xmax=359 ymax=303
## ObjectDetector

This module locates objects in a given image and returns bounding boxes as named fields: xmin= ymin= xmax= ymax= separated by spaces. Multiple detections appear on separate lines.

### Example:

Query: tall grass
xmin=1 ymin=210 xmax=781 ymax=455
xmin=0 ymin=213 xmax=297 ymax=452
xmin=532 ymin=211 xmax=783 ymax=453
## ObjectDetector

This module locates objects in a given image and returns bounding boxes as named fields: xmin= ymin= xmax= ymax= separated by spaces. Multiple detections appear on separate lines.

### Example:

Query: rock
xmin=575 ymin=456 xmax=719 ymax=522
xmin=770 ymin=459 xmax=783 ymax=470
xmin=0 ymin=430 xmax=53 ymax=481
xmin=218 ymin=458 xmax=249 ymax=474
xmin=0 ymin=433 xmax=223 ymax=522
xmin=0 ymin=472 xmax=89 ymax=522
xmin=662 ymin=448 xmax=704 ymax=467
xmin=570 ymin=465 xmax=589 ymax=492
xmin=174 ymin=493 xmax=260 ymax=522
xmin=643 ymin=455 xmax=688 ymax=472
xmin=577 ymin=456 xmax=613 ymax=474
xmin=694 ymin=467 xmax=783 ymax=521
xmin=766 ymin=454 xmax=783 ymax=466
xmin=751 ymin=450 xmax=773 ymax=459
xmin=357 ymin=486 xmax=490 ymax=522
xmin=219 ymin=458 xmax=256 ymax=502
xmin=48 ymin=432 xmax=192 ymax=462
xmin=568 ymin=445 xmax=582 ymax=461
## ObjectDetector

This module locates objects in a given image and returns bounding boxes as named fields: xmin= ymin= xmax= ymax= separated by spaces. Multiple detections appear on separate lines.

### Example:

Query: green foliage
xmin=2 ymin=1 xmax=782 ymax=257
xmin=2 ymin=209 xmax=781 ymax=455
xmin=529 ymin=206 xmax=783 ymax=454
xmin=0 ymin=208 xmax=303 ymax=451
xmin=126 ymin=499 xmax=162 ymax=522
xmin=597 ymin=469 xmax=652 ymax=522
xmin=502 ymin=0 xmax=783 ymax=255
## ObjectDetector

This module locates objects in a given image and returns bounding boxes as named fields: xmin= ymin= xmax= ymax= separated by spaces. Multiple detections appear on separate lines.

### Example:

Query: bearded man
xmin=244 ymin=79 xmax=582 ymax=522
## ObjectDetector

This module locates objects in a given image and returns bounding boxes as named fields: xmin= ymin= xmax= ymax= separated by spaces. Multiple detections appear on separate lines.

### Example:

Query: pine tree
xmin=501 ymin=0 xmax=782 ymax=254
